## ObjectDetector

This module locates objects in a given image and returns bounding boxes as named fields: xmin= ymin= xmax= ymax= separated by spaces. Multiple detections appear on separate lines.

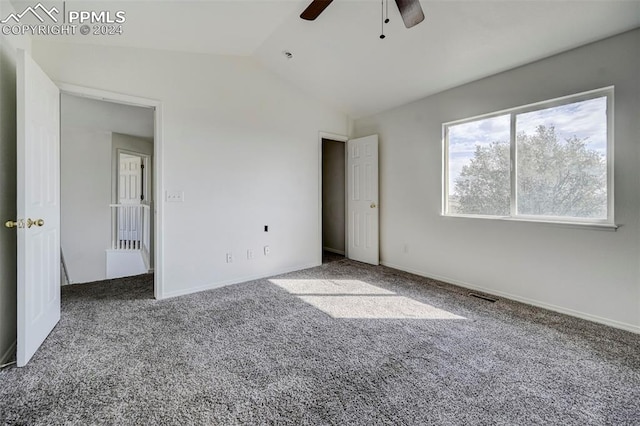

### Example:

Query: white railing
xmin=110 ymin=204 xmax=149 ymax=251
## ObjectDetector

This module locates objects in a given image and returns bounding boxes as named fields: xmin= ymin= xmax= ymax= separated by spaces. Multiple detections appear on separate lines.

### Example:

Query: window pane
xmin=448 ymin=115 xmax=510 ymax=216
xmin=516 ymin=97 xmax=607 ymax=219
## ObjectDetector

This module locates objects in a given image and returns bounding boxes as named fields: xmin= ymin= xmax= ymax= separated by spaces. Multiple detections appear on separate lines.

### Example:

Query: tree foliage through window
xmin=450 ymin=125 xmax=606 ymax=218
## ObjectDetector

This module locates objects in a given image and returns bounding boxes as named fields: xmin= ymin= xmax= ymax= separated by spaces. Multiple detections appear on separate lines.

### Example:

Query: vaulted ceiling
xmin=18 ymin=0 xmax=640 ymax=118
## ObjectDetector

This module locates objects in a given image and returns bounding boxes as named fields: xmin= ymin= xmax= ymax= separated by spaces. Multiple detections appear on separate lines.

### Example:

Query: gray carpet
xmin=1 ymin=259 xmax=639 ymax=425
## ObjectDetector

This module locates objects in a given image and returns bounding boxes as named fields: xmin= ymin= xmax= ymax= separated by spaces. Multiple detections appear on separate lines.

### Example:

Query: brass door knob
xmin=370 ymin=202 xmax=377 ymax=208
xmin=5 ymin=220 xmax=22 ymax=229
xmin=26 ymin=218 xmax=44 ymax=228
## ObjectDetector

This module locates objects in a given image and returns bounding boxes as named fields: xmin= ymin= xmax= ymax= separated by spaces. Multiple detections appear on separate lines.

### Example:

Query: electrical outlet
xmin=247 ymin=249 xmax=254 ymax=260
xmin=264 ymin=246 xmax=270 ymax=256
xmin=166 ymin=190 xmax=184 ymax=202
xmin=226 ymin=253 xmax=233 ymax=263
xmin=403 ymin=244 xmax=409 ymax=254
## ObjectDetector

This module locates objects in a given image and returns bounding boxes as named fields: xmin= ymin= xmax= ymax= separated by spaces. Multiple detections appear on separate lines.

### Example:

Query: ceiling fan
xmin=300 ymin=0 xmax=425 ymax=29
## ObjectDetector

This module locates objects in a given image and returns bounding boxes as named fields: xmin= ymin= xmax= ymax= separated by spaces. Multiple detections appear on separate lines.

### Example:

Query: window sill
xmin=442 ymin=214 xmax=619 ymax=231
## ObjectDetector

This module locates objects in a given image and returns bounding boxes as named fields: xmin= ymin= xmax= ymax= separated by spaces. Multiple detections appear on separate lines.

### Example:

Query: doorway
xmin=13 ymin=51 xmax=164 ymax=366
xmin=321 ymin=138 xmax=346 ymax=263
xmin=115 ymin=150 xmax=150 ymax=248
xmin=58 ymin=85 xmax=163 ymax=298
xmin=319 ymin=132 xmax=380 ymax=266
xmin=111 ymin=147 xmax=154 ymax=272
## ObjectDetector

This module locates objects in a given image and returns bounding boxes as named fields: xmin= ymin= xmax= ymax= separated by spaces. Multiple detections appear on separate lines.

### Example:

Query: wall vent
xmin=468 ymin=292 xmax=498 ymax=303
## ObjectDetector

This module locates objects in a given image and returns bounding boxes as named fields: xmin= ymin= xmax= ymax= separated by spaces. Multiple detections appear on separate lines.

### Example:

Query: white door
xmin=118 ymin=153 xmax=142 ymax=205
xmin=347 ymin=135 xmax=379 ymax=265
xmin=16 ymin=49 xmax=60 ymax=367
xmin=118 ymin=154 xmax=142 ymax=241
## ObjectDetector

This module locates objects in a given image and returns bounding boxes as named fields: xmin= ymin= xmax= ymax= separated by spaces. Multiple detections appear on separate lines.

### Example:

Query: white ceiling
xmin=21 ymin=0 xmax=640 ymax=118
xmin=255 ymin=0 xmax=640 ymax=118
xmin=22 ymin=0 xmax=305 ymax=56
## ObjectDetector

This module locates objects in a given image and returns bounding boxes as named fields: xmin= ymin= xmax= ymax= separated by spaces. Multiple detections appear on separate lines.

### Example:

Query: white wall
xmin=60 ymin=127 xmax=112 ymax=284
xmin=354 ymin=30 xmax=640 ymax=332
xmin=112 ymin=133 xmax=153 ymax=157
xmin=61 ymin=93 xmax=154 ymax=139
xmin=33 ymin=41 xmax=348 ymax=298
xmin=322 ymin=139 xmax=345 ymax=253
xmin=0 ymin=1 xmax=30 ymax=363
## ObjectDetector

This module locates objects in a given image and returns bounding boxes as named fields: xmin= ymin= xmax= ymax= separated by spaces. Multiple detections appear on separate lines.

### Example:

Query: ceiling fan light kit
xmin=300 ymin=0 xmax=425 ymax=39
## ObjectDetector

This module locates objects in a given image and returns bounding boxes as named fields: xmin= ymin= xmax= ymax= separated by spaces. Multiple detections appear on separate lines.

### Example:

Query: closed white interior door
xmin=347 ymin=135 xmax=379 ymax=265
xmin=16 ymin=49 xmax=61 ymax=367
xmin=118 ymin=153 xmax=142 ymax=205
xmin=118 ymin=154 xmax=142 ymax=241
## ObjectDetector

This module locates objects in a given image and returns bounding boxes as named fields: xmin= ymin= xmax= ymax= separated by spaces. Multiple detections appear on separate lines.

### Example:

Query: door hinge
xmin=140 ymin=162 xmax=145 ymax=201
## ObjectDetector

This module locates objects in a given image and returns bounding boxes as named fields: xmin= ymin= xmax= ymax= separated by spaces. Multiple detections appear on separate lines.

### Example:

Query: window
xmin=443 ymin=88 xmax=614 ymax=227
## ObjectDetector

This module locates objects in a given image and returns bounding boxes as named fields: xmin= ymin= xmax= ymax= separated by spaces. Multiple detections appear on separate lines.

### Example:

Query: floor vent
xmin=468 ymin=292 xmax=498 ymax=303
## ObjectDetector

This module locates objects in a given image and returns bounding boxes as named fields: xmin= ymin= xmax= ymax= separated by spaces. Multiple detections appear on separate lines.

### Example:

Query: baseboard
xmin=323 ymin=247 xmax=345 ymax=255
xmin=380 ymin=261 xmax=640 ymax=335
xmin=160 ymin=262 xmax=321 ymax=300
xmin=0 ymin=340 xmax=16 ymax=365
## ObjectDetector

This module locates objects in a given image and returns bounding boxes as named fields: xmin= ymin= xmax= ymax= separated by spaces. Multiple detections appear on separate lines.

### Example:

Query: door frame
xmin=318 ymin=131 xmax=348 ymax=264
xmin=57 ymin=83 xmax=165 ymax=299
xmin=114 ymin=149 xmax=152 ymax=267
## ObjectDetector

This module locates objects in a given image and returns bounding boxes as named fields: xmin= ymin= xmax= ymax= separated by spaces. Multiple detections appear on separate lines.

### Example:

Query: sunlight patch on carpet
xmin=270 ymin=279 xmax=465 ymax=319
xmin=270 ymin=279 xmax=395 ymax=295
xmin=299 ymin=295 xmax=466 ymax=319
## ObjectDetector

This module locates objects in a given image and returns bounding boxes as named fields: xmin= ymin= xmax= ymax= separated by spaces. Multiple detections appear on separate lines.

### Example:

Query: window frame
xmin=442 ymin=87 xmax=616 ymax=229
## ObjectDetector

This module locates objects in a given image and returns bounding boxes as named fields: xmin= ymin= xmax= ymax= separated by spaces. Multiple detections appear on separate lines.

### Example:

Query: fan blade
xmin=300 ymin=0 xmax=334 ymax=20
xmin=394 ymin=0 xmax=425 ymax=28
